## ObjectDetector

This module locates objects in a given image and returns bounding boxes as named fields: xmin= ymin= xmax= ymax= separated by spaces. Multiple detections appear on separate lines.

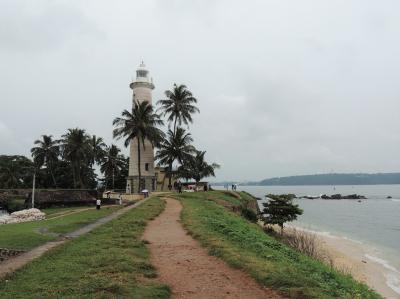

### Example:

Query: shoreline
xmin=289 ymin=225 xmax=400 ymax=299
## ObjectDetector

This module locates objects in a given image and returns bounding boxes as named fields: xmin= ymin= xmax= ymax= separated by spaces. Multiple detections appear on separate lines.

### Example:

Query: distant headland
xmin=216 ymin=172 xmax=400 ymax=186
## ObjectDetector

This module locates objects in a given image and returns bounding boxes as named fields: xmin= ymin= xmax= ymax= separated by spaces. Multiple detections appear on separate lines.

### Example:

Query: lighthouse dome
xmin=136 ymin=61 xmax=149 ymax=81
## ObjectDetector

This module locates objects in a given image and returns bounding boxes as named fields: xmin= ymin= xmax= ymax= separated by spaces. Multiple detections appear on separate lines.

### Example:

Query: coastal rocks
xmin=300 ymin=194 xmax=366 ymax=200
xmin=0 ymin=208 xmax=45 ymax=225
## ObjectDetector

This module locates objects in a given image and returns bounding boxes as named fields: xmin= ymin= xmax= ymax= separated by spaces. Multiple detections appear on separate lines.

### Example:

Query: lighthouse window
xmin=145 ymin=163 xmax=149 ymax=171
xmin=137 ymin=70 xmax=147 ymax=77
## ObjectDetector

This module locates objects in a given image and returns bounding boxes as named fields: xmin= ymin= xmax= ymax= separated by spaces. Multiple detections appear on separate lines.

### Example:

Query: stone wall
xmin=0 ymin=248 xmax=25 ymax=262
xmin=0 ymin=189 xmax=103 ymax=210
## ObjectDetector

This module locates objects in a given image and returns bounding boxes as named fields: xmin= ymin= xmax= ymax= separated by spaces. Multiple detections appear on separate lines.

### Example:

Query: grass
xmin=176 ymin=191 xmax=381 ymax=299
xmin=0 ymin=197 xmax=170 ymax=299
xmin=0 ymin=205 xmax=120 ymax=250
xmin=43 ymin=206 xmax=89 ymax=216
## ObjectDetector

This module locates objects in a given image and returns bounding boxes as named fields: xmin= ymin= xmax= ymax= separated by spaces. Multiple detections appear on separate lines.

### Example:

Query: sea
xmin=215 ymin=184 xmax=400 ymax=296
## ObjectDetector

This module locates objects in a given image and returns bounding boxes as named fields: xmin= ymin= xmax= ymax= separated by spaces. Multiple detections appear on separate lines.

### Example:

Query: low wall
xmin=0 ymin=248 xmax=25 ymax=262
xmin=103 ymin=192 xmax=144 ymax=201
xmin=0 ymin=189 xmax=109 ymax=210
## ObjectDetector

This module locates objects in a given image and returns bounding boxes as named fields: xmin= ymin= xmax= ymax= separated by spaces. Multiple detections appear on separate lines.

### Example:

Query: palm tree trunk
xmin=137 ymin=138 xmax=141 ymax=193
xmin=168 ymin=162 xmax=172 ymax=189
xmin=49 ymin=161 xmax=57 ymax=188
xmin=112 ymin=168 xmax=115 ymax=190
xmin=72 ymin=163 xmax=76 ymax=189
xmin=77 ymin=161 xmax=82 ymax=188
xmin=173 ymin=117 xmax=178 ymax=135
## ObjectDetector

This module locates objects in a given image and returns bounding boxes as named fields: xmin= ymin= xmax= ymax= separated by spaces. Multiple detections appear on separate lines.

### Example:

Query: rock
xmin=387 ymin=196 xmax=392 ymax=199
xmin=331 ymin=194 xmax=342 ymax=200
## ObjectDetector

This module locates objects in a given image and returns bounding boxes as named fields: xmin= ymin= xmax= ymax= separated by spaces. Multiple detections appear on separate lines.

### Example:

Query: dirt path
xmin=143 ymin=197 xmax=283 ymax=299
xmin=0 ymin=199 xmax=147 ymax=278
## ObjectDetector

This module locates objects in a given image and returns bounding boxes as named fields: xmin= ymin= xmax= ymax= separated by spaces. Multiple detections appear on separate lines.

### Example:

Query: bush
xmin=5 ymin=198 xmax=26 ymax=213
xmin=241 ymin=208 xmax=258 ymax=223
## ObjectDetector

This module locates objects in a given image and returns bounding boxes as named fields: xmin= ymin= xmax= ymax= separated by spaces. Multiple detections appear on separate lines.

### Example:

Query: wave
xmin=289 ymin=224 xmax=366 ymax=244
xmin=391 ymin=198 xmax=400 ymax=202
xmin=365 ymin=254 xmax=400 ymax=295
xmin=385 ymin=273 xmax=400 ymax=296
xmin=365 ymin=254 xmax=400 ymax=273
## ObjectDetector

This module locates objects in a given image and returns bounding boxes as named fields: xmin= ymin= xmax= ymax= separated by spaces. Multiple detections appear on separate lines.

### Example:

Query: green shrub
xmin=241 ymin=208 xmax=258 ymax=222
xmin=6 ymin=198 xmax=26 ymax=213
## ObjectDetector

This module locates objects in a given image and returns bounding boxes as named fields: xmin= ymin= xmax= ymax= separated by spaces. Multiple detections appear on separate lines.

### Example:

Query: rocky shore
xmin=300 ymin=194 xmax=366 ymax=200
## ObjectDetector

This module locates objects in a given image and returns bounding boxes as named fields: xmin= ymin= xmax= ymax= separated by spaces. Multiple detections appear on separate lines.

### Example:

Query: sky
xmin=1 ymin=0 xmax=400 ymax=182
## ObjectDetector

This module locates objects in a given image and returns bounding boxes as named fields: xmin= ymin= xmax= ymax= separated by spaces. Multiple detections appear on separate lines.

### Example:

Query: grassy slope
xmin=0 ymin=206 xmax=120 ymax=250
xmin=177 ymin=191 xmax=381 ymax=299
xmin=0 ymin=197 xmax=170 ymax=299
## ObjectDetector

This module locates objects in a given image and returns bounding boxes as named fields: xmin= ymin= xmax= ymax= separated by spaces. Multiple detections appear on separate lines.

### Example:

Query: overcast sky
xmin=1 ymin=0 xmax=400 ymax=181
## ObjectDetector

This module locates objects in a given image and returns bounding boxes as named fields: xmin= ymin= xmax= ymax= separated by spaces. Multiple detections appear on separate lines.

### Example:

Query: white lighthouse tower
xmin=126 ymin=62 xmax=156 ymax=194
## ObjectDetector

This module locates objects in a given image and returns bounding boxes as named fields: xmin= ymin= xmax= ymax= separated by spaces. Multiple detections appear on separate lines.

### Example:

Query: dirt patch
xmin=143 ymin=197 xmax=283 ymax=299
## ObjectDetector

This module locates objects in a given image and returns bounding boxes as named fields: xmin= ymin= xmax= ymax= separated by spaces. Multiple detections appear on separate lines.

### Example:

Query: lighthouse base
xmin=126 ymin=176 xmax=156 ymax=194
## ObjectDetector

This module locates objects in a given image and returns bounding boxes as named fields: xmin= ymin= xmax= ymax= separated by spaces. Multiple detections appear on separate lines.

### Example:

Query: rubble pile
xmin=0 ymin=208 xmax=46 ymax=225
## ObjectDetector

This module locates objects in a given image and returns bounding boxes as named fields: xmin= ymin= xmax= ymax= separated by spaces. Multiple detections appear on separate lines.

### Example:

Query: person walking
xmin=96 ymin=198 xmax=101 ymax=210
xmin=119 ymin=193 xmax=122 ymax=205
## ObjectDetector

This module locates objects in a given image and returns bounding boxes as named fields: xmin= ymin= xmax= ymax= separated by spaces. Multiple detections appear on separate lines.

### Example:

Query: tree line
xmin=0 ymin=84 xmax=219 ymax=191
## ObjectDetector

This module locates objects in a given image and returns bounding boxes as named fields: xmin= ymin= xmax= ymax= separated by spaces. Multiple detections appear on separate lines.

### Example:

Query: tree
xmin=158 ymin=84 xmax=200 ymax=134
xmin=262 ymin=194 xmax=303 ymax=234
xmin=155 ymin=127 xmax=195 ymax=188
xmin=89 ymin=135 xmax=106 ymax=167
xmin=31 ymin=135 xmax=60 ymax=187
xmin=177 ymin=150 xmax=219 ymax=187
xmin=0 ymin=155 xmax=34 ymax=188
xmin=113 ymin=101 xmax=164 ymax=193
xmin=61 ymin=128 xmax=91 ymax=188
xmin=100 ymin=144 xmax=126 ymax=190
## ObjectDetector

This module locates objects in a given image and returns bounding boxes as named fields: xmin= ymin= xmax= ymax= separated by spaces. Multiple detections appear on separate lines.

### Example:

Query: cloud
xmin=0 ymin=0 xmax=103 ymax=52
xmin=1 ymin=0 xmax=400 ymax=181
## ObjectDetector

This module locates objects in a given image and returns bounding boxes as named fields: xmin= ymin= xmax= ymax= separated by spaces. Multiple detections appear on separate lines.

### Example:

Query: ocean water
xmin=215 ymin=184 xmax=400 ymax=296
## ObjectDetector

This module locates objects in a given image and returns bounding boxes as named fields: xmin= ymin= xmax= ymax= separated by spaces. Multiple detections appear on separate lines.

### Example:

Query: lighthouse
xmin=126 ymin=62 xmax=156 ymax=194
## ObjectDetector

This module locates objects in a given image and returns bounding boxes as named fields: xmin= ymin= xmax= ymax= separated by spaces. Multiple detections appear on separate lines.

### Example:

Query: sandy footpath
xmin=143 ymin=197 xmax=283 ymax=299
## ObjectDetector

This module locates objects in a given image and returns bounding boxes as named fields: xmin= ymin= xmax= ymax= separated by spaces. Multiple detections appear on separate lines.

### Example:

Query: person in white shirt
xmin=96 ymin=199 xmax=101 ymax=210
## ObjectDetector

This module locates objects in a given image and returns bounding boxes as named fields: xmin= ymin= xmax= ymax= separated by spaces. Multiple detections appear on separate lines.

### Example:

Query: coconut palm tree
xmin=0 ymin=155 xmax=34 ymax=188
xmin=155 ymin=127 xmax=195 ymax=188
xmin=100 ymin=144 xmax=126 ymax=190
xmin=158 ymin=84 xmax=200 ymax=134
xmin=89 ymin=135 xmax=106 ymax=167
xmin=61 ymin=128 xmax=91 ymax=188
xmin=31 ymin=135 xmax=60 ymax=187
xmin=113 ymin=101 xmax=164 ymax=193
xmin=177 ymin=150 xmax=219 ymax=187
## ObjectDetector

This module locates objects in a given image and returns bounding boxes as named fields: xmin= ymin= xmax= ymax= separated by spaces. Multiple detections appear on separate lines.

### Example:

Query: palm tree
xmin=158 ymin=84 xmax=200 ymax=134
xmin=89 ymin=135 xmax=106 ymax=167
xmin=155 ymin=127 xmax=195 ymax=188
xmin=113 ymin=101 xmax=164 ymax=193
xmin=61 ymin=128 xmax=91 ymax=188
xmin=0 ymin=155 xmax=34 ymax=188
xmin=100 ymin=144 xmax=125 ymax=190
xmin=177 ymin=150 xmax=219 ymax=187
xmin=31 ymin=135 xmax=60 ymax=187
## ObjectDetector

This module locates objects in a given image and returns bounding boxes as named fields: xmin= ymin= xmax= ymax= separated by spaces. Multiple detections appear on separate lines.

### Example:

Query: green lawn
xmin=43 ymin=206 xmax=89 ymax=216
xmin=0 ymin=205 xmax=120 ymax=250
xmin=176 ymin=191 xmax=381 ymax=299
xmin=0 ymin=197 xmax=170 ymax=299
